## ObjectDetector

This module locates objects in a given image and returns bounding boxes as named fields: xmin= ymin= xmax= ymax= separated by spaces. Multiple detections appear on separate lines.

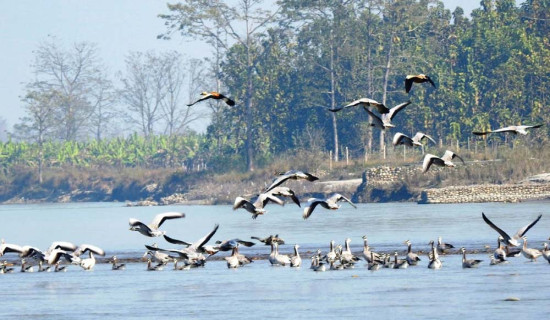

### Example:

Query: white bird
xmin=482 ymin=212 xmax=542 ymax=247
xmin=129 ymin=212 xmax=185 ymax=237
xmin=404 ymin=240 xmax=421 ymax=266
xmin=461 ymin=248 xmax=482 ymax=268
xmin=473 ymin=124 xmax=543 ymax=136
xmin=422 ymin=150 xmax=465 ymax=173
xmin=72 ymin=244 xmax=106 ymax=271
xmin=290 ymin=244 xmax=302 ymax=267
xmin=362 ymin=236 xmax=380 ymax=263
xmin=303 ymin=193 xmax=357 ymax=220
xmin=270 ymin=242 xmax=291 ymax=266
xmin=151 ymin=224 xmax=220 ymax=266
xmin=265 ymin=186 xmax=301 ymax=207
xmin=392 ymin=132 xmax=436 ymax=147
xmin=233 ymin=194 xmax=285 ymax=219
xmin=427 ymin=246 xmax=442 ymax=269
xmin=521 ymin=236 xmax=542 ymax=262
xmin=340 ymin=238 xmax=360 ymax=265
xmin=264 ymin=170 xmax=318 ymax=193
xmin=329 ymin=97 xmax=388 ymax=114
xmin=363 ymin=101 xmax=411 ymax=129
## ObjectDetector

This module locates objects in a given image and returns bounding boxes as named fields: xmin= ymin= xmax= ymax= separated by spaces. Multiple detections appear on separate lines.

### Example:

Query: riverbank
xmin=2 ymin=162 xmax=549 ymax=205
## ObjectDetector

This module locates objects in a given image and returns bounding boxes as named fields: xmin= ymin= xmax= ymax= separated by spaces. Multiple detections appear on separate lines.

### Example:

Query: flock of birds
xmin=0 ymin=74 xmax=546 ymax=273
xmin=1 ymin=208 xmax=548 ymax=272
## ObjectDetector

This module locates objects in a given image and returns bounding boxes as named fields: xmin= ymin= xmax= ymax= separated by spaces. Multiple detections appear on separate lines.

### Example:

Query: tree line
xmin=7 ymin=0 xmax=550 ymax=179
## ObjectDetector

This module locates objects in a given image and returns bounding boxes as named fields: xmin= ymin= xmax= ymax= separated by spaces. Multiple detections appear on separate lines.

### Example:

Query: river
xmin=0 ymin=201 xmax=549 ymax=319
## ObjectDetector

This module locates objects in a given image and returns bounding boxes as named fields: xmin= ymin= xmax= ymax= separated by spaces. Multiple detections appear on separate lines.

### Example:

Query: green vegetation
xmin=4 ymin=0 xmax=550 ymax=202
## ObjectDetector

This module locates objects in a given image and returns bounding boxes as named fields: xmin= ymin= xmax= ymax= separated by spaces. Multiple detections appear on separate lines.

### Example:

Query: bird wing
xmin=525 ymin=124 xmax=544 ymax=130
xmin=0 ymin=243 xmax=23 ymax=255
xmin=441 ymin=150 xmax=462 ymax=163
xmin=264 ymin=174 xmax=292 ymax=192
xmin=236 ymin=240 xmax=256 ymax=247
xmin=187 ymin=93 xmax=213 ymax=106
xmin=260 ymin=193 xmax=285 ymax=207
xmin=482 ymin=212 xmax=513 ymax=244
xmin=129 ymin=218 xmax=151 ymax=231
xmin=328 ymin=106 xmax=344 ymax=112
xmin=75 ymin=244 xmax=106 ymax=257
xmin=393 ymin=132 xmax=411 ymax=146
xmin=146 ymin=245 xmax=188 ymax=259
xmin=413 ymin=132 xmax=436 ymax=144
xmin=150 ymin=212 xmax=185 ymax=229
xmin=233 ymin=196 xmax=250 ymax=210
xmin=363 ymin=107 xmax=384 ymax=129
xmin=405 ymin=77 xmax=414 ymax=93
xmin=191 ymin=224 xmax=220 ymax=250
xmin=330 ymin=193 xmax=357 ymax=208
xmin=220 ymin=94 xmax=236 ymax=106
xmin=371 ymin=104 xmax=390 ymax=114
xmin=388 ymin=101 xmax=411 ymax=120
xmin=513 ymin=214 xmax=542 ymax=240
xmin=48 ymin=241 xmax=77 ymax=252
xmin=426 ymin=76 xmax=436 ymax=88
xmin=422 ymin=154 xmax=444 ymax=173
xmin=491 ymin=126 xmax=517 ymax=133
xmin=303 ymin=199 xmax=327 ymax=220
xmin=163 ymin=235 xmax=192 ymax=247
xmin=472 ymin=130 xmax=492 ymax=135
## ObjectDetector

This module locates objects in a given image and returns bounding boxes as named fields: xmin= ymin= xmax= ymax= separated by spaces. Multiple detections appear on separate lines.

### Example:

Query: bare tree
xmin=160 ymin=52 xmax=204 ymax=136
xmin=13 ymin=87 xmax=60 ymax=183
xmin=119 ymin=51 xmax=167 ymax=136
xmin=31 ymin=37 xmax=109 ymax=141
xmin=89 ymin=71 xmax=117 ymax=140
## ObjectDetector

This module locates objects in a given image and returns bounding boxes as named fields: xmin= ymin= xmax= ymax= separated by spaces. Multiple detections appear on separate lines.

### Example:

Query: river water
xmin=0 ymin=201 xmax=549 ymax=319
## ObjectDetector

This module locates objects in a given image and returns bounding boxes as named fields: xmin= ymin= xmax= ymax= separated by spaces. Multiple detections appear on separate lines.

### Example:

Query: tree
xmin=13 ymin=88 xmax=60 ymax=183
xmin=119 ymin=51 xmax=168 ymax=137
xmin=159 ymin=0 xmax=281 ymax=171
xmin=31 ymin=37 xmax=111 ymax=141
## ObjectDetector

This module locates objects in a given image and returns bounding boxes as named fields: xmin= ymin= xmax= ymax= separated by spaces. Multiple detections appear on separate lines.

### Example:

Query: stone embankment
xmin=418 ymin=183 xmax=550 ymax=204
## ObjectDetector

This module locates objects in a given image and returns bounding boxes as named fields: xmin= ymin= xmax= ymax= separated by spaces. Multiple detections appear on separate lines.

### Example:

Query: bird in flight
xmin=422 ymin=150 xmax=464 ymax=173
xmin=187 ymin=91 xmax=235 ymax=107
xmin=405 ymin=74 xmax=436 ymax=93
xmin=472 ymin=124 xmax=543 ymax=136
xmin=328 ymin=97 xmax=388 ymax=114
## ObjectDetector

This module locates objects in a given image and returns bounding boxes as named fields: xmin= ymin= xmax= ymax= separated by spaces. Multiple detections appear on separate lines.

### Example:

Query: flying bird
xmin=187 ymin=91 xmax=235 ymax=107
xmin=405 ymin=74 xmax=436 ymax=93
xmin=303 ymin=193 xmax=357 ymax=220
xmin=363 ymin=101 xmax=411 ymax=130
xmin=129 ymin=212 xmax=185 ymax=237
xmin=422 ymin=150 xmax=464 ymax=173
xmin=265 ymin=186 xmax=301 ymax=207
xmin=328 ymin=97 xmax=388 ymax=114
xmin=392 ymin=132 xmax=436 ymax=147
xmin=482 ymin=212 xmax=542 ymax=247
xmin=264 ymin=170 xmax=319 ymax=193
xmin=472 ymin=124 xmax=543 ymax=136
xmin=233 ymin=193 xmax=285 ymax=219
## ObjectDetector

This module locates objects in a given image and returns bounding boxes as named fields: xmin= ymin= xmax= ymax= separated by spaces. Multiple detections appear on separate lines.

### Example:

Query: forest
xmin=2 ymin=0 xmax=549 ymax=199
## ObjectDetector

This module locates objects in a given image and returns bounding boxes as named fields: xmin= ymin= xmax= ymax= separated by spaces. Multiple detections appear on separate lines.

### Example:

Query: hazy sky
xmin=0 ymin=1 xmax=487 ymax=134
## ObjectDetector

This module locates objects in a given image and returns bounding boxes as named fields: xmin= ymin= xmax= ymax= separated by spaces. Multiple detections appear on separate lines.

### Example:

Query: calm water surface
xmin=0 ymin=201 xmax=549 ymax=319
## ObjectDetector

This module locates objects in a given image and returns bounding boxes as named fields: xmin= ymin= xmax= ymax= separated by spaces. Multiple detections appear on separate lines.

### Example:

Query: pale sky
xmin=0 ymin=1 xmax=483 ymax=135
